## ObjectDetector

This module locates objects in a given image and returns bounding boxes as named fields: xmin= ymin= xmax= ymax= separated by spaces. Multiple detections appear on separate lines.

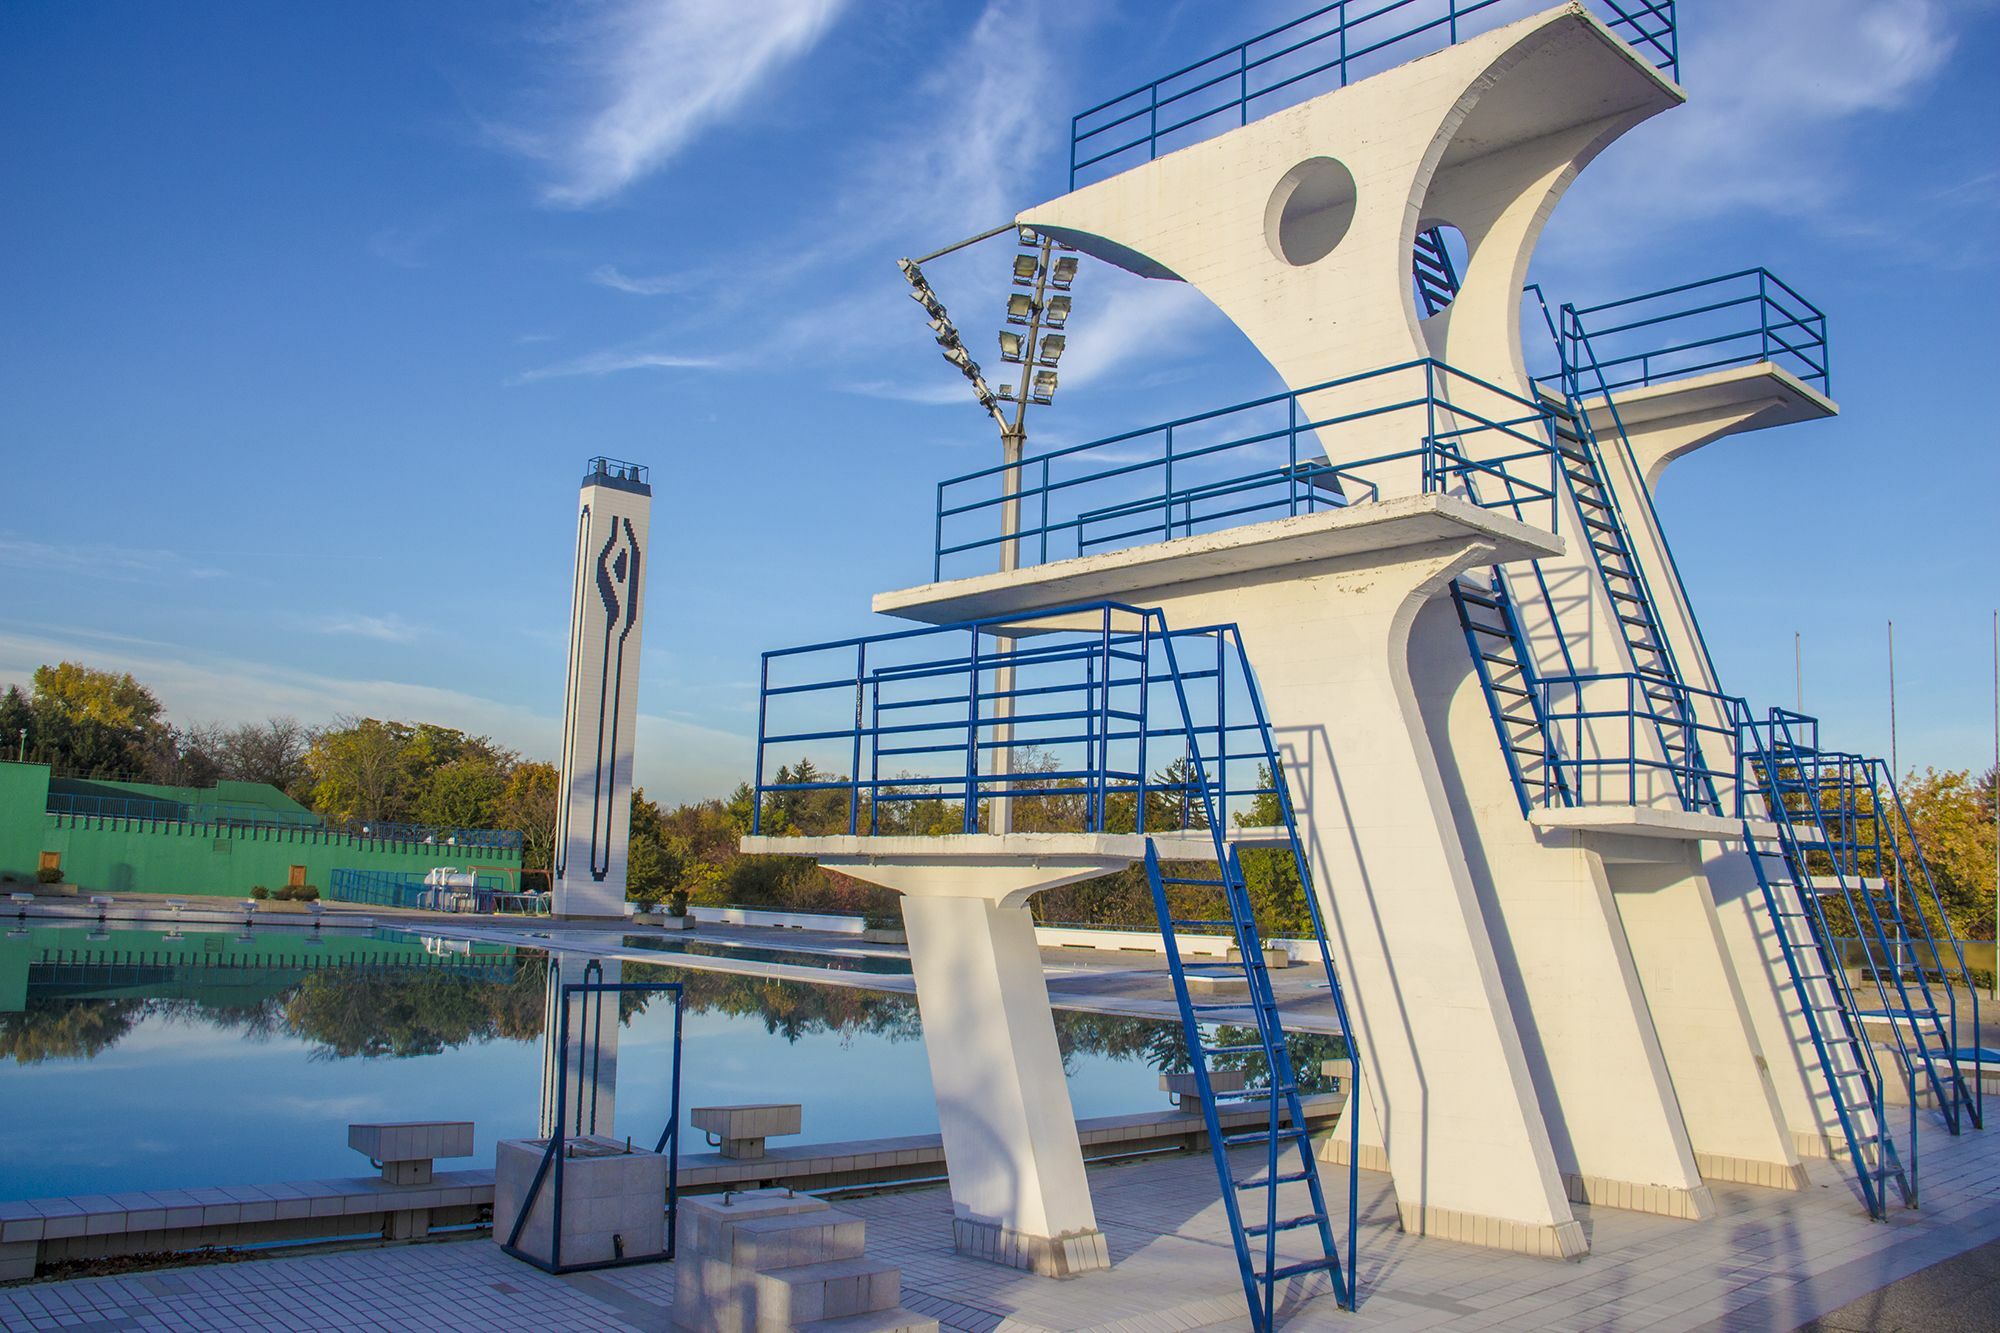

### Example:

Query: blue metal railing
xmin=1534 ymin=671 xmax=1737 ymax=812
xmin=46 ymin=791 xmax=320 ymax=828
xmin=345 ymin=820 xmax=524 ymax=851
xmin=932 ymin=359 xmax=1558 ymax=581
xmin=326 ymin=867 xmax=540 ymax=914
xmin=753 ymin=602 xmax=1294 ymax=839
xmin=1069 ymin=0 xmax=1677 ymax=187
xmin=1555 ymin=269 xmax=1829 ymax=398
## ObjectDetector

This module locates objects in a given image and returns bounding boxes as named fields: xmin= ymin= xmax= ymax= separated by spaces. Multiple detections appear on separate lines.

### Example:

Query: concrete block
xmin=0 ymin=1240 xmax=34 ymax=1283
xmin=752 ymin=1257 xmax=901 ymax=1327
xmin=692 ymin=1104 xmax=804 ymax=1160
xmin=725 ymin=1211 xmax=866 ymax=1271
xmin=493 ymin=1135 xmax=668 ymax=1270
xmin=798 ymin=1310 xmax=940 ymax=1333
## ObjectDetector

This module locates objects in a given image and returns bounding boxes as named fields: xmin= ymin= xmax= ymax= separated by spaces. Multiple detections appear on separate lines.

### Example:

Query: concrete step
xmin=684 ymin=1188 xmax=829 ymax=1261
xmin=725 ymin=1209 xmax=866 ymax=1271
xmin=798 ymin=1307 xmax=940 ymax=1333
xmin=753 ymin=1257 xmax=903 ymax=1326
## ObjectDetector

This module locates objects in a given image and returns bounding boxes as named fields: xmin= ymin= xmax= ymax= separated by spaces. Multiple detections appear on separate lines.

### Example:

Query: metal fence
xmin=933 ymin=359 xmax=1558 ymax=581
xmin=1070 ymin=0 xmax=1677 ymax=186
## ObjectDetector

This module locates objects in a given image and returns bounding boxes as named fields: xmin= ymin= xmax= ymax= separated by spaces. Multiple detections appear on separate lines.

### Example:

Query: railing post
xmin=752 ymin=654 xmax=770 ymax=835
xmin=965 ymin=627 xmax=982 ymax=833
xmin=934 ymin=481 xmax=945 ymax=581
xmin=850 ymin=642 xmax=865 ymax=836
xmin=1288 ymin=395 xmax=1300 ymax=516
xmin=1758 ymin=270 xmax=1771 ymax=363
xmin=870 ymin=674 xmax=883 ymax=834
xmin=1163 ymin=424 xmax=1175 ymax=542
xmin=1136 ymin=613 xmax=1151 ymax=834
xmin=1339 ymin=0 xmax=1349 ymax=85
xmin=1040 ymin=459 xmax=1052 ymax=563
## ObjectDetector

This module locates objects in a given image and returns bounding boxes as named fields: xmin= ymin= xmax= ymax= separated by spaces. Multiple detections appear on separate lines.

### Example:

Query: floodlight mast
xmin=895 ymin=227 xmax=1078 ymax=834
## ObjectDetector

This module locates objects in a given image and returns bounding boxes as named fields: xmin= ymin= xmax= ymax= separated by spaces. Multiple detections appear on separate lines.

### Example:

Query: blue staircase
xmin=1751 ymin=723 xmax=1982 ymax=1138
xmin=1413 ymin=227 xmax=1460 ymax=318
xmin=1738 ymin=711 xmax=1914 ymax=1218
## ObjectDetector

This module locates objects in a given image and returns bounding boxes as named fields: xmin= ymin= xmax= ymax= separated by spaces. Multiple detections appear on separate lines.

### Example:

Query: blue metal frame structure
xmin=1068 ymin=0 xmax=1677 ymax=187
xmin=1554 ymin=269 xmax=1829 ymax=398
xmin=44 ymin=791 xmax=525 ymax=851
xmin=931 ymin=358 xmax=1560 ymax=581
xmin=501 ymin=973 xmax=685 ymax=1275
xmin=751 ymin=601 xmax=1362 ymax=1325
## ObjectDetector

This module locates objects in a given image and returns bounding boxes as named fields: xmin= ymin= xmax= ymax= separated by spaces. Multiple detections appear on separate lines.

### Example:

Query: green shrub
xmin=36 ymin=866 xmax=62 ymax=885
xmin=249 ymin=885 xmax=269 ymax=900
xmin=666 ymin=888 xmax=690 ymax=918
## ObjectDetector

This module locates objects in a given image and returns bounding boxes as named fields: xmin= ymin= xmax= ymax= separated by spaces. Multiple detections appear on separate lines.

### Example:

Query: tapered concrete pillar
xmin=554 ymin=458 xmax=652 ymax=920
xmin=879 ymin=498 xmax=1587 ymax=1257
xmin=1582 ymin=366 xmax=1854 ymax=1159
xmin=737 ymin=835 xmax=1120 ymax=1276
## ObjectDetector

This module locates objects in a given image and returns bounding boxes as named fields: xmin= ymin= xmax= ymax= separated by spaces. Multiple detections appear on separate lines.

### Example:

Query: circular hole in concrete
xmin=1265 ymin=156 xmax=1358 ymax=267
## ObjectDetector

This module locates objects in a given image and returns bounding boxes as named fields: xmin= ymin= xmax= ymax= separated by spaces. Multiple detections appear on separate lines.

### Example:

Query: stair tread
xmin=755 ymin=1256 xmax=901 ymax=1284
xmin=799 ymin=1309 xmax=940 ymax=1333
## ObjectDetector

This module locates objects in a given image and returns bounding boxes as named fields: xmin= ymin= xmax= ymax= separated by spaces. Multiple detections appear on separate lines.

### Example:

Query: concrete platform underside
xmin=9 ymin=1116 xmax=1994 ymax=1332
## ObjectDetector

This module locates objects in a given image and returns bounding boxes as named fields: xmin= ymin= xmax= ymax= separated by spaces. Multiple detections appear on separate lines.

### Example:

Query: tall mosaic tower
xmin=554 ymin=457 xmax=651 ymax=919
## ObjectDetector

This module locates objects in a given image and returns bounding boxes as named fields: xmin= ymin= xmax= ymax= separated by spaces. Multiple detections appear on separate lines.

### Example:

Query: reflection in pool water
xmin=616 ymin=933 xmax=914 ymax=974
xmin=0 ymin=925 xmax=1342 ymax=1201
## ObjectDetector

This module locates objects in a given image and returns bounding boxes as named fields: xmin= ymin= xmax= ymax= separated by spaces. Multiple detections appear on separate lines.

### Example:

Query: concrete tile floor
xmin=5 ymin=1110 xmax=1996 ymax=1331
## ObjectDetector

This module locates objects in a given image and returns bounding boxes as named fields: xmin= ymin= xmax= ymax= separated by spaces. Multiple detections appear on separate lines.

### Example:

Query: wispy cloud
xmin=504 ymin=0 xmax=853 ymax=208
xmin=1547 ymin=0 xmax=1958 ymax=268
xmin=590 ymin=263 xmax=682 ymax=296
xmin=0 ymin=535 xmax=227 ymax=583
xmin=514 ymin=346 xmax=725 ymax=384
xmin=305 ymin=613 xmax=422 ymax=644
xmin=0 ymin=622 xmax=750 ymax=806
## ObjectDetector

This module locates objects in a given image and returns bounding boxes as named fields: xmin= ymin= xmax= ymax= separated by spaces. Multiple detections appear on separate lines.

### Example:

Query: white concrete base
xmin=951 ymin=1218 xmax=1111 ymax=1276
xmin=1398 ymin=1202 xmax=1588 ymax=1260
xmin=1696 ymin=1152 xmax=1811 ymax=1192
xmin=493 ymin=1135 xmax=667 ymax=1269
xmin=1562 ymin=1173 xmax=1712 ymax=1221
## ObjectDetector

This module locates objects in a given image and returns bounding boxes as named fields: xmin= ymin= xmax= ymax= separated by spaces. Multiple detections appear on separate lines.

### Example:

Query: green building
xmin=0 ymin=762 xmax=522 ymax=898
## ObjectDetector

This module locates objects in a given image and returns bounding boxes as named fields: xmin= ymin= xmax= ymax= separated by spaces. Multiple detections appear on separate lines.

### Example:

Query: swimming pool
xmin=0 ymin=923 xmax=1220 ymax=1200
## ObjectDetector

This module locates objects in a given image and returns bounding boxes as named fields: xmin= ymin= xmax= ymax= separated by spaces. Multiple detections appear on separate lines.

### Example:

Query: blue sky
xmin=2 ymin=0 xmax=1996 ymax=803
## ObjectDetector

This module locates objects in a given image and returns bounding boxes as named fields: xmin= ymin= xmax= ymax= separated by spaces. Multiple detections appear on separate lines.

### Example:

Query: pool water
xmin=617 ymin=932 xmax=913 ymax=974
xmin=0 ymin=924 xmax=1214 ymax=1200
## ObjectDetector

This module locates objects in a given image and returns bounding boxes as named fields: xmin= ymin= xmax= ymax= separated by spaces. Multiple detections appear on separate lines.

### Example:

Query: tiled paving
xmin=6 ymin=1112 xmax=1996 ymax=1331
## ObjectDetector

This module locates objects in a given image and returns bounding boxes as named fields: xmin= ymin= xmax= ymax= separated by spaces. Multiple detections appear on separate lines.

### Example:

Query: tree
xmin=492 ymin=762 xmax=560 ymax=872
xmin=210 ymin=717 xmax=310 ymax=793
xmin=303 ymin=718 xmax=411 ymax=824
xmin=18 ymin=662 xmax=169 ymax=778
xmin=1897 ymin=766 xmax=1997 ymax=945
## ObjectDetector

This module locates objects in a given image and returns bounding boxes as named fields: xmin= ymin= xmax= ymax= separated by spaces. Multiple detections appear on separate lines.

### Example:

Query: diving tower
xmin=737 ymin=1 xmax=1981 ymax=1326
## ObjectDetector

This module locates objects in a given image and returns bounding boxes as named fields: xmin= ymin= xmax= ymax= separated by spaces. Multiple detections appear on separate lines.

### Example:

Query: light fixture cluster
xmin=897 ymin=257 xmax=998 ymax=415
xmin=995 ymin=228 xmax=1077 ymax=407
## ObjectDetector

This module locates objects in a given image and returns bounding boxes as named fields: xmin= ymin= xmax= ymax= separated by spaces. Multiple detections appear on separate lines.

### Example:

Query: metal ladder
xmin=1552 ymin=315 xmax=1719 ymax=811
xmin=1739 ymin=711 xmax=1915 ymax=1217
xmin=1449 ymin=569 xmax=1574 ymax=816
xmin=1413 ymin=227 xmax=1460 ymax=317
xmin=1145 ymin=842 xmax=1353 ymax=1326
xmin=1143 ymin=626 xmax=1361 ymax=1326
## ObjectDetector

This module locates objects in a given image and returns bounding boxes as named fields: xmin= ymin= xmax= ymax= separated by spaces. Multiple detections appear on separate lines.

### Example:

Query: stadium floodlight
xmin=1036 ymin=333 xmax=1065 ymax=365
xmin=1032 ymin=368 xmax=1059 ymax=402
xmin=1043 ymin=294 xmax=1071 ymax=326
xmin=1050 ymin=256 xmax=1079 ymax=287
xmin=998 ymin=330 xmax=1026 ymax=362
xmin=1012 ymin=253 xmax=1040 ymax=283
xmin=943 ymin=344 xmax=976 ymax=373
xmin=1006 ymin=293 xmax=1034 ymax=324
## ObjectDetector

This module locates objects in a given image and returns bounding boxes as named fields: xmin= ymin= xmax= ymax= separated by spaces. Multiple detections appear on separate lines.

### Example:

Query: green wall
xmin=0 ymin=763 xmax=522 ymax=898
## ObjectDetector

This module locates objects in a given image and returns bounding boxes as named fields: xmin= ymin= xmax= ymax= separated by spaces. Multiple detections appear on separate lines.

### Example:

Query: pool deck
xmin=5 ymin=1113 xmax=1996 ymax=1332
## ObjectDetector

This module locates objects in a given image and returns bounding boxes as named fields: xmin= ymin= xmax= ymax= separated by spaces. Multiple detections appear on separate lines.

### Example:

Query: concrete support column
xmin=1604 ymin=851 xmax=1808 ymax=1188
xmin=540 ymin=956 xmax=622 ymax=1141
xmin=1203 ymin=539 xmax=1585 ymax=1257
xmin=1410 ymin=599 xmax=1712 ymax=1220
xmin=900 ymin=892 xmax=1110 ymax=1276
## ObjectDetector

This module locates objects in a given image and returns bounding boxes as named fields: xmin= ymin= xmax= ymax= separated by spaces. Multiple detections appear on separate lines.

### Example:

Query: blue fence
xmin=46 ymin=791 xmax=321 ymax=829
xmin=932 ymin=359 xmax=1558 ymax=581
xmin=326 ymin=867 xmax=544 ymax=914
xmin=43 ymin=791 xmax=525 ymax=853
xmin=753 ymin=602 xmax=1293 ymax=839
xmin=1070 ymin=0 xmax=1677 ymax=187
xmin=1558 ymin=269 xmax=1829 ymax=397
